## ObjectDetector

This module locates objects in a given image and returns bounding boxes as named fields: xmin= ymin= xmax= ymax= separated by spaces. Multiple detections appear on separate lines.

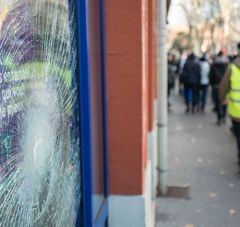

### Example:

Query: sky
xmin=168 ymin=0 xmax=188 ymax=29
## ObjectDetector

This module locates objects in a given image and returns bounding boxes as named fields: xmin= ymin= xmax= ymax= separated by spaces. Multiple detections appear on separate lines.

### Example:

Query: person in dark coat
xmin=168 ymin=52 xmax=177 ymax=112
xmin=177 ymin=50 xmax=187 ymax=95
xmin=210 ymin=50 xmax=229 ymax=125
xmin=182 ymin=53 xmax=201 ymax=113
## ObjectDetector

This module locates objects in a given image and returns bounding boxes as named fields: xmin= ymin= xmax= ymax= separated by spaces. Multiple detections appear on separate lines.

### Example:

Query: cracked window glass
xmin=0 ymin=0 xmax=81 ymax=226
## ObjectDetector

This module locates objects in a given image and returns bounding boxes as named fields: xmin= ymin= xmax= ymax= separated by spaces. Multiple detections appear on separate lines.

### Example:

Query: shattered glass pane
xmin=0 ymin=0 xmax=81 ymax=226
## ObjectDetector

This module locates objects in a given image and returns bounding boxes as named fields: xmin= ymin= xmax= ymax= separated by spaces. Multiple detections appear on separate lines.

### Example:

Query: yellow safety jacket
xmin=228 ymin=64 xmax=240 ymax=118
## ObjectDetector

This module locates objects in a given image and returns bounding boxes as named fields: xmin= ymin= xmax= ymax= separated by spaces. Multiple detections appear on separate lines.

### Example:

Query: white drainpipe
xmin=156 ymin=0 xmax=168 ymax=195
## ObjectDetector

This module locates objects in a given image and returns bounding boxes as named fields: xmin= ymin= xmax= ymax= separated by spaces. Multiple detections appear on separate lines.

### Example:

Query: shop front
xmin=0 ymin=0 xmax=108 ymax=226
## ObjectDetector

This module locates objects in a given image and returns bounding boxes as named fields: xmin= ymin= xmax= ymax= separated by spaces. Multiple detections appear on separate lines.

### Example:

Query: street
xmin=156 ymin=93 xmax=240 ymax=227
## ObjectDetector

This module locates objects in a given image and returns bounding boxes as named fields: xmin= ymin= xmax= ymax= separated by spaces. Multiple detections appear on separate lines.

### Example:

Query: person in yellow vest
xmin=220 ymin=43 xmax=240 ymax=167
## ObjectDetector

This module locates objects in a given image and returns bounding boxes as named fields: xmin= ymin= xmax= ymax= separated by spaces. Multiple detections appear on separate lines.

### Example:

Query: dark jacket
xmin=168 ymin=62 xmax=176 ymax=87
xmin=182 ymin=54 xmax=201 ymax=85
xmin=210 ymin=57 xmax=229 ymax=88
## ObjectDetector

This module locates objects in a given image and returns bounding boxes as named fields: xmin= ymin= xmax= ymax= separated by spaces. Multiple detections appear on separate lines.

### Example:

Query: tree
xmin=177 ymin=0 xmax=223 ymax=54
xmin=218 ymin=0 xmax=240 ymax=52
xmin=172 ymin=32 xmax=193 ymax=51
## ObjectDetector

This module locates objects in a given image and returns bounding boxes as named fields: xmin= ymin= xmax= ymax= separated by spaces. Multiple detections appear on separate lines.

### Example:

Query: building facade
xmin=105 ymin=0 xmax=157 ymax=226
xmin=0 ymin=0 xmax=158 ymax=226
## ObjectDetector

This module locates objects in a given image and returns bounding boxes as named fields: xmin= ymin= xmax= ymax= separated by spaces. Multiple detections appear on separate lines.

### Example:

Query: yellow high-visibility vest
xmin=228 ymin=64 xmax=240 ymax=118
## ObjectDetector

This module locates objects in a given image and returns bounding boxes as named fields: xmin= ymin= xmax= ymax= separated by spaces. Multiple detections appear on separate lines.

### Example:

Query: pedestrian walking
xmin=177 ymin=49 xmax=187 ymax=95
xmin=168 ymin=52 xmax=177 ymax=112
xmin=182 ymin=53 xmax=201 ymax=113
xmin=210 ymin=51 xmax=229 ymax=125
xmin=199 ymin=54 xmax=210 ymax=112
xmin=220 ymin=43 xmax=240 ymax=168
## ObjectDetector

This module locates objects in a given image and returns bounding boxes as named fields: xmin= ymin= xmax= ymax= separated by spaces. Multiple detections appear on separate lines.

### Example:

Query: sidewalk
xmin=156 ymin=94 xmax=240 ymax=227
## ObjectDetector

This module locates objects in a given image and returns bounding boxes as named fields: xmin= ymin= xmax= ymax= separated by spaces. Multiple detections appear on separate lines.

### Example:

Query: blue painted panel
xmin=75 ymin=0 xmax=108 ymax=225
xmin=86 ymin=0 xmax=108 ymax=224
xmin=75 ymin=0 xmax=93 ymax=226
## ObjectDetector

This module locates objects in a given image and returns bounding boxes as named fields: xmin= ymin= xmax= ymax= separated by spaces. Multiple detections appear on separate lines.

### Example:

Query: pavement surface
xmin=156 ymin=93 xmax=240 ymax=227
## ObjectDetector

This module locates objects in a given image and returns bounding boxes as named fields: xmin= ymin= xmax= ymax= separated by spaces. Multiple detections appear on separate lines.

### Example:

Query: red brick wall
xmin=148 ymin=0 xmax=157 ymax=131
xmin=142 ymin=0 xmax=149 ymax=171
xmin=105 ymin=0 xmax=155 ymax=195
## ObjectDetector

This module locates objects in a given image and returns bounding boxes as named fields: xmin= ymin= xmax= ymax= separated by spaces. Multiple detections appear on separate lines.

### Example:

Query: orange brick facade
xmin=105 ymin=0 xmax=156 ymax=195
xmin=148 ymin=0 xmax=157 ymax=131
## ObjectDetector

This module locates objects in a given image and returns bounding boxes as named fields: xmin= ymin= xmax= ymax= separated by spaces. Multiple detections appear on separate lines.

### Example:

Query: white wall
xmin=109 ymin=160 xmax=155 ymax=227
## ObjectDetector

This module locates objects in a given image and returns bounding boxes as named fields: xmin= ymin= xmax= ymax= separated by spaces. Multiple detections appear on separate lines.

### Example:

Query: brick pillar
xmin=105 ymin=0 xmax=148 ymax=195
xmin=142 ymin=0 xmax=149 ymax=169
xmin=148 ymin=0 xmax=157 ymax=131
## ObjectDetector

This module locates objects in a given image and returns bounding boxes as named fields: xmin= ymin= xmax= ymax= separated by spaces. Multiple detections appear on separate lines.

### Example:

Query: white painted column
xmin=156 ymin=0 xmax=168 ymax=195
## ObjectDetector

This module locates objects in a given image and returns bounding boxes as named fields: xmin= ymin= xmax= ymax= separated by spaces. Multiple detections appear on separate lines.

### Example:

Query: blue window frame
xmin=74 ymin=0 xmax=108 ymax=226
xmin=0 ymin=0 xmax=108 ymax=225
